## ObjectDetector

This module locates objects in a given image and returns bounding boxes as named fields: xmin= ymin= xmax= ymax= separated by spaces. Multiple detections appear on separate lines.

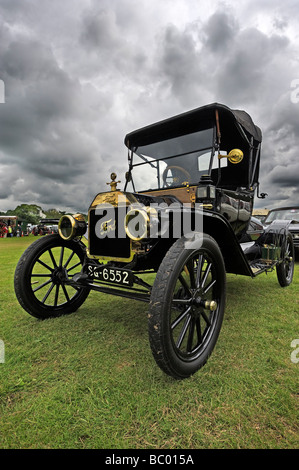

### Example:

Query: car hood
xmin=264 ymin=219 xmax=299 ymax=230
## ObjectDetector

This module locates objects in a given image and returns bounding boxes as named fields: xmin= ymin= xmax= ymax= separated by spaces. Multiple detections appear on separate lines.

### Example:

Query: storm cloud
xmin=0 ymin=0 xmax=298 ymax=212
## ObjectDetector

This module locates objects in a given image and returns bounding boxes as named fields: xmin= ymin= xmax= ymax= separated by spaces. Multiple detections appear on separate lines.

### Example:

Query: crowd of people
xmin=0 ymin=221 xmax=58 ymax=237
xmin=0 ymin=221 xmax=23 ymax=237
xmin=0 ymin=216 xmax=60 ymax=238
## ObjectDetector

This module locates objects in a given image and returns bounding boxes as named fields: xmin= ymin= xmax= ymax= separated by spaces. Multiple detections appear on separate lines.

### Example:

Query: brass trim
xmin=124 ymin=208 xmax=150 ymax=241
xmin=106 ymin=172 xmax=121 ymax=192
xmin=204 ymin=300 xmax=217 ymax=311
xmin=140 ymin=186 xmax=197 ymax=205
xmin=140 ymin=185 xmax=197 ymax=195
xmin=87 ymin=192 xmax=135 ymax=262
xmin=86 ymin=244 xmax=134 ymax=263
xmin=218 ymin=148 xmax=244 ymax=164
xmin=58 ymin=215 xmax=76 ymax=240
xmin=89 ymin=190 xmax=140 ymax=211
xmin=73 ymin=213 xmax=85 ymax=222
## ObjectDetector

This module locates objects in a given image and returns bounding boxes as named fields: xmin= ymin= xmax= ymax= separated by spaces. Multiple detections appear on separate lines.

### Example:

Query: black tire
xmin=148 ymin=233 xmax=226 ymax=379
xmin=276 ymin=232 xmax=295 ymax=287
xmin=14 ymin=234 xmax=90 ymax=319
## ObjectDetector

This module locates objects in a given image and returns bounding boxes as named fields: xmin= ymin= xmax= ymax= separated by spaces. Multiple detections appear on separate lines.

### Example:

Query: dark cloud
xmin=203 ymin=11 xmax=237 ymax=52
xmin=157 ymin=24 xmax=203 ymax=106
xmin=270 ymin=164 xmax=299 ymax=187
xmin=81 ymin=9 xmax=122 ymax=50
xmin=273 ymin=16 xmax=288 ymax=31
xmin=0 ymin=0 xmax=298 ymax=213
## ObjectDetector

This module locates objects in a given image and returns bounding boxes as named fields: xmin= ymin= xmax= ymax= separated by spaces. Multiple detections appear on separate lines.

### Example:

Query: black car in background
xmin=263 ymin=207 xmax=299 ymax=254
xmin=32 ymin=219 xmax=59 ymax=236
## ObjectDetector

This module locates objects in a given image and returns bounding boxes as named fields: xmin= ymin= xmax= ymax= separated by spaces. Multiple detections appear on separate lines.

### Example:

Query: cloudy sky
xmin=0 ymin=0 xmax=298 ymax=213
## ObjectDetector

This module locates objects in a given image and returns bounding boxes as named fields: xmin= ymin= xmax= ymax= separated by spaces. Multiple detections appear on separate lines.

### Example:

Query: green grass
xmin=0 ymin=236 xmax=298 ymax=449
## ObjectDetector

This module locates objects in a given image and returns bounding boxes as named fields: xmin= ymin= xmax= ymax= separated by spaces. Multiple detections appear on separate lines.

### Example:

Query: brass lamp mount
xmin=218 ymin=148 xmax=244 ymax=164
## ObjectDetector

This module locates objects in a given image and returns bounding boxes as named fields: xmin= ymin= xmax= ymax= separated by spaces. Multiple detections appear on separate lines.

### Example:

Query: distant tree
xmin=45 ymin=208 xmax=64 ymax=219
xmin=6 ymin=204 xmax=45 ymax=224
xmin=2 ymin=204 xmax=86 ymax=224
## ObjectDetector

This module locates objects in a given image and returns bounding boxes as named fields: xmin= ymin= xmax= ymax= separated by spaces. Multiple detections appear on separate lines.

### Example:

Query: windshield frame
xmin=124 ymin=125 xmax=217 ymax=192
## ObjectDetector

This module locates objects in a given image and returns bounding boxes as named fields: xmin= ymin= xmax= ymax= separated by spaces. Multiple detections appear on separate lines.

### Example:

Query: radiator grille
xmin=88 ymin=207 xmax=132 ymax=261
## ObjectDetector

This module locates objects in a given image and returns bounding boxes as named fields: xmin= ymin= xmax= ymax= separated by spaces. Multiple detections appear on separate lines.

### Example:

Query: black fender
xmin=127 ymin=204 xmax=254 ymax=276
xmin=155 ymin=205 xmax=253 ymax=276
xmin=200 ymin=210 xmax=253 ymax=276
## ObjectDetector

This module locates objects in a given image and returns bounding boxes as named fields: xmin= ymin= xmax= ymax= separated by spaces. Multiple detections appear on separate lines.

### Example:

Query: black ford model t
xmin=14 ymin=103 xmax=295 ymax=379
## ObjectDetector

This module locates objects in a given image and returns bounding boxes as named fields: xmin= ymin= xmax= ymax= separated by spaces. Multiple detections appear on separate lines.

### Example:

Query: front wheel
xmin=14 ymin=234 xmax=90 ymax=319
xmin=148 ymin=233 xmax=226 ymax=379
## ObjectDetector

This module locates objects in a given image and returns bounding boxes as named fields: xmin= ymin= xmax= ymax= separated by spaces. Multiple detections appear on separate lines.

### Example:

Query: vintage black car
xmin=263 ymin=207 xmax=299 ymax=254
xmin=14 ymin=103 xmax=295 ymax=379
xmin=31 ymin=219 xmax=59 ymax=236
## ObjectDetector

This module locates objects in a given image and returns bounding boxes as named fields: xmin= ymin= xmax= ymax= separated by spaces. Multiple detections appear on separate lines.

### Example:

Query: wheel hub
xmin=175 ymin=287 xmax=217 ymax=312
xmin=190 ymin=288 xmax=217 ymax=313
xmin=195 ymin=298 xmax=217 ymax=311
xmin=51 ymin=266 xmax=68 ymax=285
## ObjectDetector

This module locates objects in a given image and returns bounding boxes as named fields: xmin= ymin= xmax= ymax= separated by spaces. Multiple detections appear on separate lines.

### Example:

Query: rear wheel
xmin=14 ymin=234 xmax=90 ymax=319
xmin=276 ymin=232 xmax=294 ymax=287
xmin=148 ymin=233 xmax=226 ymax=379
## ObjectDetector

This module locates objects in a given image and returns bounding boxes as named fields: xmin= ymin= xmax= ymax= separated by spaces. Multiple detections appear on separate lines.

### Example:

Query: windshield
xmin=265 ymin=208 xmax=299 ymax=224
xmin=125 ymin=127 xmax=227 ymax=192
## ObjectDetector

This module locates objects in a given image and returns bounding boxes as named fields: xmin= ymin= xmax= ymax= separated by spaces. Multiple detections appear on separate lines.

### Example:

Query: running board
xmin=249 ymin=259 xmax=277 ymax=276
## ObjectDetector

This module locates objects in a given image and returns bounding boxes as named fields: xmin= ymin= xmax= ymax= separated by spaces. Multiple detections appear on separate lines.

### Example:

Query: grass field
xmin=0 ymin=236 xmax=298 ymax=449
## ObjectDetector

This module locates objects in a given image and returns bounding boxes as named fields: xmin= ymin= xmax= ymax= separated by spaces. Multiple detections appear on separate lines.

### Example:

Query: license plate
xmin=87 ymin=265 xmax=134 ymax=286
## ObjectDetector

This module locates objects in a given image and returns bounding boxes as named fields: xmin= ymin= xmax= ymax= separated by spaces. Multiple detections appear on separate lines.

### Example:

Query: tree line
xmin=0 ymin=204 xmax=86 ymax=225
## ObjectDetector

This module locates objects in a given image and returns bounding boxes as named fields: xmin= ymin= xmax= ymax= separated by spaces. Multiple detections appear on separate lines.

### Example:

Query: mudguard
xmin=200 ymin=210 xmax=253 ymax=276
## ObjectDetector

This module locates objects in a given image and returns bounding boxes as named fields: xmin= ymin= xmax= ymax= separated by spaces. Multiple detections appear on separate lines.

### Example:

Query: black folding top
xmin=125 ymin=102 xmax=262 ymax=149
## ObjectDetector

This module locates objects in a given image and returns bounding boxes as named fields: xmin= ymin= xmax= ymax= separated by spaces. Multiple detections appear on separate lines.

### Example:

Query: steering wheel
xmin=162 ymin=165 xmax=192 ymax=187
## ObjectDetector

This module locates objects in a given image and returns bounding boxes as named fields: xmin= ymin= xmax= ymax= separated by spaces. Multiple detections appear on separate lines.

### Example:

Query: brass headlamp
xmin=58 ymin=213 xmax=87 ymax=240
xmin=124 ymin=206 xmax=158 ymax=241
